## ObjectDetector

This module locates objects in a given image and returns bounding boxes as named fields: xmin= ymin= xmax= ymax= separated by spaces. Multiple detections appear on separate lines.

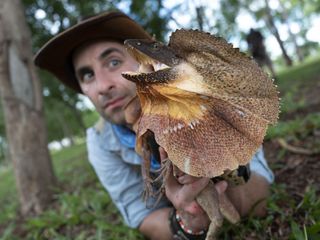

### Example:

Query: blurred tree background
xmin=0 ymin=0 xmax=319 ymax=165
xmin=0 ymin=0 xmax=319 ymax=239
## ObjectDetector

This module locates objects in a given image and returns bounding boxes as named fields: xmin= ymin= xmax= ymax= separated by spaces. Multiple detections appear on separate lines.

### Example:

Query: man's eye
xmin=109 ymin=59 xmax=121 ymax=68
xmin=82 ymin=72 xmax=94 ymax=83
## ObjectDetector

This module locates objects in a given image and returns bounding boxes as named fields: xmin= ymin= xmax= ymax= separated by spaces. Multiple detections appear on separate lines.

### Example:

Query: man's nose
xmin=95 ymin=72 xmax=115 ymax=94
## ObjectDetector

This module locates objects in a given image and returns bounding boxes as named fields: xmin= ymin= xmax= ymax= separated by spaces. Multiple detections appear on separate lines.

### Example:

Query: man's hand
xmin=123 ymin=96 xmax=141 ymax=131
xmin=159 ymin=147 xmax=228 ymax=232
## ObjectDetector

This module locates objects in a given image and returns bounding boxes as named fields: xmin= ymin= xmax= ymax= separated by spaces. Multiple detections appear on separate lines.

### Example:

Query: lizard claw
xmin=142 ymin=178 xmax=155 ymax=202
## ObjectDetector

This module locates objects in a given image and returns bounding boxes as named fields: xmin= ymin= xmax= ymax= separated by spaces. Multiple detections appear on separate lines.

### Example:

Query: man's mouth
xmin=105 ymin=97 xmax=126 ymax=110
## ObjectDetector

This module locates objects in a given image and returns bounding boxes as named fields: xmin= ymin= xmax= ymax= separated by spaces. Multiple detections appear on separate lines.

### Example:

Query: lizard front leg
xmin=196 ymin=181 xmax=223 ymax=240
xmin=196 ymin=180 xmax=240 ymax=240
xmin=140 ymin=130 xmax=155 ymax=202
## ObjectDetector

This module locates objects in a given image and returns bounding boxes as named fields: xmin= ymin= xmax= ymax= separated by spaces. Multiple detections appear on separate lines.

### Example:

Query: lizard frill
xmin=123 ymin=29 xmax=279 ymax=178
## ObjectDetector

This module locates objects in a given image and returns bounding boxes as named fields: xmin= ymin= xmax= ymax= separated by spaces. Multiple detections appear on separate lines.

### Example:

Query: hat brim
xmin=34 ymin=11 xmax=151 ymax=93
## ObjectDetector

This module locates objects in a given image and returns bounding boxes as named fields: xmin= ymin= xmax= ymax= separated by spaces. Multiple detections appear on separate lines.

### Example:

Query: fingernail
xmin=217 ymin=181 xmax=228 ymax=193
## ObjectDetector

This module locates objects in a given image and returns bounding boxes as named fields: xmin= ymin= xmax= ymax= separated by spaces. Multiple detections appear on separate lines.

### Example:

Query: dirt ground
xmin=260 ymin=75 xmax=320 ymax=239
xmin=265 ymin=75 xmax=320 ymax=195
xmin=264 ymin=136 xmax=319 ymax=200
xmin=265 ymin=74 xmax=320 ymax=193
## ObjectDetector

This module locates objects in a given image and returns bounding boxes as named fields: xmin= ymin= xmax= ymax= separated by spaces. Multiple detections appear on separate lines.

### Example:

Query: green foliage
xmin=0 ymin=140 xmax=319 ymax=239
xmin=217 ymin=184 xmax=320 ymax=239
xmin=0 ymin=143 xmax=144 ymax=239
xmin=0 ymin=104 xmax=8 ymax=166
xmin=215 ymin=0 xmax=241 ymax=40
xmin=19 ymin=0 xmax=171 ymax=145
xmin=264 ymin=56 xmax=320 ymax=140
xmin=0 ymin=166 xmax=18 ymax=224
xmin=82 ymin=109 xmax=99 ymax=129
xmin=290 ymin=221 xmax=307 ymax=240
xmin=51 ymin=142 xmax=87 ymax=162
xmin=289 ymin=185 xmax=320 ymax=240
xmin=128 ymin=0 xmax=170 ymax=41
xmin=266 ymin=113 xmax=320 ymax=140
xmin=277 ymin=56 xmax=320 ymax=86
xmin=276 ymin=56 xmax=320 ymax=114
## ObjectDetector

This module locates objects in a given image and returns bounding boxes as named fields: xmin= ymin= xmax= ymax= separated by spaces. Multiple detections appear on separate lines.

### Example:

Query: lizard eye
xmin=153 ymin=43 xmax=159 ymax=49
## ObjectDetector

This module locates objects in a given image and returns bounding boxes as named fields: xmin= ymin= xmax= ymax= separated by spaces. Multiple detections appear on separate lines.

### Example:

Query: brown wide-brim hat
xmin=34 ymin=11 xmax=152 ymax=93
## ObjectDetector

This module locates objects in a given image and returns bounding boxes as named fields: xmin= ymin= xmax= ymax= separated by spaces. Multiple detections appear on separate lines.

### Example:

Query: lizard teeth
xmin=177 ymin=123 xmax=184 ymax=130
xmin=188 ymin=119 xmax=200 ymax=129
xmin=153 ymin=62 xmax=170 ymax=71
xmin=163 ymin=123 xmax=185 ymax=134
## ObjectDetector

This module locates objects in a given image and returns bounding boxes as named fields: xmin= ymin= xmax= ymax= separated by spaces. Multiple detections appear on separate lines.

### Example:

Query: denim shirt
xmin=111 ymin=124 xmax=161 ymax=171
xmin=86 ymin=118 xmax=274 ymax=228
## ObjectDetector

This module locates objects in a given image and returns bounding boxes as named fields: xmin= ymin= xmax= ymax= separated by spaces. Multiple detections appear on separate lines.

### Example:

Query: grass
xmin=218 ymin=184 xmax=320 ymax=239
xmin=3 ymin=144 xmax=319 ymax=240
xmin=276 ymin=55 xmax=320 ymax=114
xmin=277 ymin=56 xmax=320 ymax=85
xmin=0 ymin=166 xmax=18 ymax=225
xmin=0 ymin=143 xmax=143 ymax=240
xmin=266 ymin=112 xmax=320 ymax=140
xmin=0 ymin=55 xmax=320 ymax=239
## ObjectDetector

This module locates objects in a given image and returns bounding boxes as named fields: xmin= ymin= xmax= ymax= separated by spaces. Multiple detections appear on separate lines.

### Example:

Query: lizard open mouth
xmin=121 ymin=39 xmax=177 ymax=83
xmin=122 ymin=44 xmax=170 ymax=83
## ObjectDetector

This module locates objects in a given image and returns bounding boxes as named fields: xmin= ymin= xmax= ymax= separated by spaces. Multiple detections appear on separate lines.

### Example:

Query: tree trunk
xmin=0 ymin=0 xmax=56 ymax=216
xmin=279 ymin=2 xmax=304 ymax=62
xmin=195 ymin=6 xmax=204 ymax=31
xmin=264 ymin=0 xmax=293 ymax=66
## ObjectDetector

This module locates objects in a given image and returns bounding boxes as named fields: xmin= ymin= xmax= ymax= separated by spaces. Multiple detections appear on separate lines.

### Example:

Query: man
xmin=34 ymin=11 xmax=274 ymax=240
xmin=246 ymin=28 xmax=276 ymax=79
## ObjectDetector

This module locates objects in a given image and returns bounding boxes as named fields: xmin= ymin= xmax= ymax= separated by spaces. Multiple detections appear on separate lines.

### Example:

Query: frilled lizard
xmin=122 ymin=29 xmax=279 ymax=239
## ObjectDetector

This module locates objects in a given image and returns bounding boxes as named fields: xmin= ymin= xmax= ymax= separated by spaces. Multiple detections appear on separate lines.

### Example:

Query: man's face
xmin=73 ymin=40 xmax=138 ymax=125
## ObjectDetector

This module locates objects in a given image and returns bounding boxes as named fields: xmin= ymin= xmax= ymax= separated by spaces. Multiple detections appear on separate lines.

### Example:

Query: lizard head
xmin=122 ymin=39 xmax=182 ymax=84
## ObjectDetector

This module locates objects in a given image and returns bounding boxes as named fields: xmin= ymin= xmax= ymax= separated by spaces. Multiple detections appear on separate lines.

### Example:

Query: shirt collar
xmin=111 ymin=124 xmax=136 ymax=149
xmin=111 ymin=124 xmax=161 ymax=170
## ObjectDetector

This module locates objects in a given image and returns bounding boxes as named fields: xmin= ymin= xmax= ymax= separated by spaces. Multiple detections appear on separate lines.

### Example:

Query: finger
xmin=164 ymin=163 xmax=181 ymax=199
xmin=159 ymin=147 xmax=168 ymax=162
xmin=173 ymin=165 xmax=184 ymax=178
xmin=214 ymin=180 xmax=228 ymax=195
xmin=179 ymin=177 xmax=210 ymax=203
xmin=178 ymin=208 xmax=210 ymax=232
xmin=184 ymin=201 xmax=206 ymax=215
xmin=177 ymin=174 xmax=201 ymax=185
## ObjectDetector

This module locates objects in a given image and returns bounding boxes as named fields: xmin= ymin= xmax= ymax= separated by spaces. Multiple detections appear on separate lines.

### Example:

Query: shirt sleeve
xmin=249 ymin=147 xmax=274 ymax=183
xmin=86 ymin=128 xmax=168 ymax=228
